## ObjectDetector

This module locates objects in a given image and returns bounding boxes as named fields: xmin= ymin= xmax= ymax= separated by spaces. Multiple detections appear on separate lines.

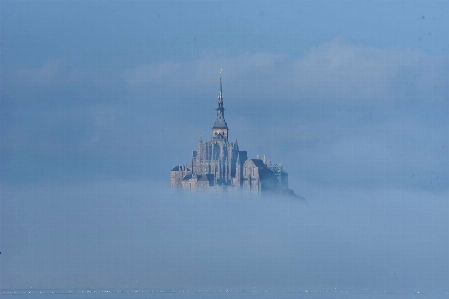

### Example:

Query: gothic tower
xmin=170 ymin=70 xmax=296 ymax=197
xmin=211 ymin=69 xmax=229 ymax=141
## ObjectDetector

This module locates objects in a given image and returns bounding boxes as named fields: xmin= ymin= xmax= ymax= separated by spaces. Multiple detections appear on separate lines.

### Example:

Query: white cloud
xmin=122 ymin=61 xmax=181 ymax=90
xmin=2 ymin=179 xmax=449 ymax=289
xmin=15 ymin=59 xmax=65 ymax=88
xmin=122 ymin=51 xmax=286 ymax=95
xmin=293 ymin=37 xmax=434 ymax=102
xmin=122 ymin=38 xmax=448 ymax=106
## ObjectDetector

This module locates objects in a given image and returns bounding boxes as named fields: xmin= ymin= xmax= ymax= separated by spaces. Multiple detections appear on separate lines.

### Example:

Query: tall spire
xmin=219 ymin=68 xmax=223 ymax=100
xmin=217 ymin=69 xmax=224 ymax=113
xmin=213 ymin=69 xmax=228 ymax=130
xmin=211 ymin=69 xmax=229 ymax=141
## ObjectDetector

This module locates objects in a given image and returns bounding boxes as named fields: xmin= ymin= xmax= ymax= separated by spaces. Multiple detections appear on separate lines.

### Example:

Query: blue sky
xmin=1 ymin=0 xmax=449 ymax=291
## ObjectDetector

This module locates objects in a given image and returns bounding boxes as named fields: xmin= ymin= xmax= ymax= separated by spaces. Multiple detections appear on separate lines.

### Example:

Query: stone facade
xmin=170 ymin=75 xmax=292 ymax=196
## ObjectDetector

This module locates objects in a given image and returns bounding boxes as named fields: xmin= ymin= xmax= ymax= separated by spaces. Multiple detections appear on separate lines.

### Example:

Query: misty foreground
xmin=1 ymin=180 xmax=449 ymax=295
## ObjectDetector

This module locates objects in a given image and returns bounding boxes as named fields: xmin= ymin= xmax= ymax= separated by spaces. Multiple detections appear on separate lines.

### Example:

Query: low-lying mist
xmin=1 ymin=180 xmax=448 ymax=292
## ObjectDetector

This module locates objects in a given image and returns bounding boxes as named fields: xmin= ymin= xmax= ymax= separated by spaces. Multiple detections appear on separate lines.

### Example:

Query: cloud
xmin=1 ymin=180 xmax=448 ymax=291
xmin=269 ymin=114 xmax=449 ymax=193
xmin=6 ymin=58 xmax=126 ymax=96
xmin=121 ymin=38 xmax=448 ymax=107
xmin=122 ymin=62 xmax=181 ymax=91
xmin=2 ymin=39 xmax=448 ymax=191
xmin=10 ymin=39 xmax=446 ymax=112
xmin=294 ymin=38 xmax=403 ymax=100
xmin=294 ymin=38 xmax=448 ymax=103
xmin=122 ymin=51 xmax=286 ymax=97
xmin=15 ymin=59 xmax=65 ymax=88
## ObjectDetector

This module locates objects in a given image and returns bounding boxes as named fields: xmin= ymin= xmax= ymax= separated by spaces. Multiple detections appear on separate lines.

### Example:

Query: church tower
xmin=170 ymin=69 xmax=297 ymax=198
xmin=212 ymin=69 xmax=229 ymax=141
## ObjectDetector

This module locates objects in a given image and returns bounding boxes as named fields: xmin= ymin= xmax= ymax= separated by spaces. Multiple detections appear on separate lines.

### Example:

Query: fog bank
xmin=1 ymin=181 xmax=448 ymax=292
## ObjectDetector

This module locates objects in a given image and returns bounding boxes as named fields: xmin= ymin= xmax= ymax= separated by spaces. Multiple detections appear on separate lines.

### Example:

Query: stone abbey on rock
xmin=170 ymin=73 xmax=296 ymax=196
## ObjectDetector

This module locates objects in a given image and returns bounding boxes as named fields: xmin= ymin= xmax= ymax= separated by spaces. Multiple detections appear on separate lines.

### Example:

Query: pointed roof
xmin=213 ymin=70 xmax=228 ymax=129
xmin=250 ymin=159 xmax=266 ymax=168
xmin=244 ymin=159 xmax=275 ymax=177
xmin=171 ymin=166 xmax=191 ymax=171
xmin=198 ymin=174 xmax=214 ymax=182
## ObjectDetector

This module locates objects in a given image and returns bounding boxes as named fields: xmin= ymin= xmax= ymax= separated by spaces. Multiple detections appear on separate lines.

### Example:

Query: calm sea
xmin=1 ymin=289 xmax=449 ymax=299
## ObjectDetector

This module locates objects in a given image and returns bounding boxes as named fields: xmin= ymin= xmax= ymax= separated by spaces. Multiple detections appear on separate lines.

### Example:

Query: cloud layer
xmin=122 ymin=38 xmax=448 ymax=104
xmin=1 ymin=181 xmax=448 ymax=291
xmin=2 ymin=38 xmax=448 ymax=193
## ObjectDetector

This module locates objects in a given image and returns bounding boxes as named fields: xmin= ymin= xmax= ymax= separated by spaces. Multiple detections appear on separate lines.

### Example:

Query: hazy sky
xmin=1 ymin=0 xmax=449 ymax=292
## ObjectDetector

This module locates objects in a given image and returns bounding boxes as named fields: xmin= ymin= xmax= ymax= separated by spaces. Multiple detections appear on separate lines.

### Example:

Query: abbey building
xmin=170 ymin=74 xmax=296 ymax=197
